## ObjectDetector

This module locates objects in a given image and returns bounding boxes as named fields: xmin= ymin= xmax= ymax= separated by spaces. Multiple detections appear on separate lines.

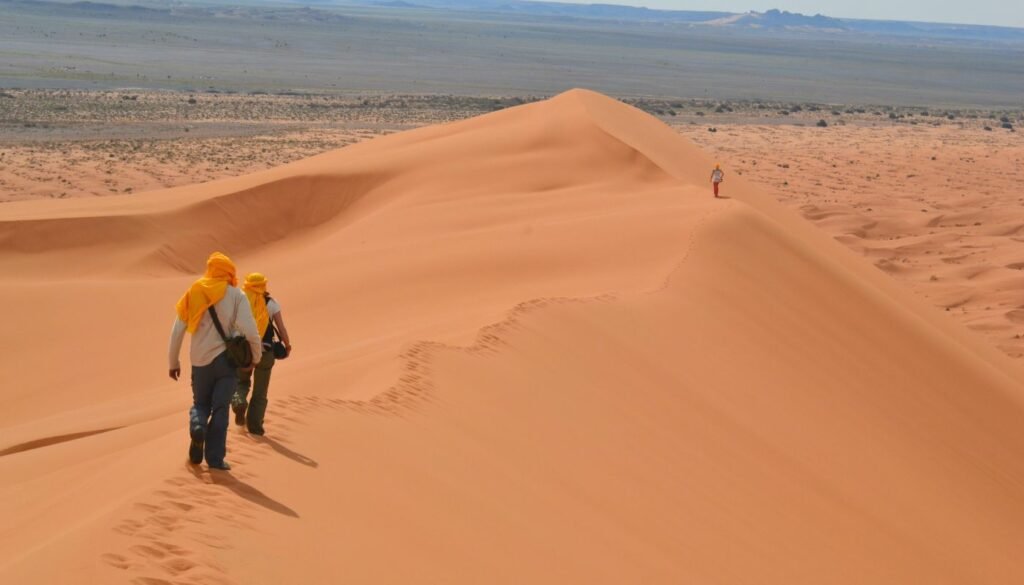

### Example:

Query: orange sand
xmin=1 ymin=90 xmax=1023 ymax=584
xmin=683 ymin=123 xmax=1024 ymax=358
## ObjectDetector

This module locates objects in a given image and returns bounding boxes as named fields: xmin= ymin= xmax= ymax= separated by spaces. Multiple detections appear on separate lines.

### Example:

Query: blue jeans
xmin=190 ymin=351 xmax=237 ymax=466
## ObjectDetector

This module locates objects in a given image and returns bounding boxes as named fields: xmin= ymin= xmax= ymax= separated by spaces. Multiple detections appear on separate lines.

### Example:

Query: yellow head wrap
xmin=243 ymin=272 xmax=270 ymax=337
xmin=175 ymin=252 xmax=238 ymax=333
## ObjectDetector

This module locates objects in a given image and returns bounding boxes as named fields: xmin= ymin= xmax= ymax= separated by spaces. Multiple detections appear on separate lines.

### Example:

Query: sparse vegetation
xmin=3 ymin=88 xmax=1021 ymax=204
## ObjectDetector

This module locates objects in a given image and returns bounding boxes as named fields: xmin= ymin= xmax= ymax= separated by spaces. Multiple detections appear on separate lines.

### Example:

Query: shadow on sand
xmin=186 ymin=463 xmax=300 ymax=518
xmin=250 ymin=434 xmax=319 ymax=468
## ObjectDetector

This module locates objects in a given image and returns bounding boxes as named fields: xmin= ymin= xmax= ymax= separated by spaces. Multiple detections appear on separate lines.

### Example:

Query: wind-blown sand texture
xmin=683 ymin=124 xmax=1024 ymax=358
xmin=1 ymin=90 xmax=1023 ymax=584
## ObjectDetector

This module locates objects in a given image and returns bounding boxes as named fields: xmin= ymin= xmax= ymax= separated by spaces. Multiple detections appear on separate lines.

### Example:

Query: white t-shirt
xmin=712 ymin=169 xmax=724 ymax=183
xmin=168 ymin=286 xmax=262 ymax=369
xmin=267 ymin=298 xmax=282 ymax=318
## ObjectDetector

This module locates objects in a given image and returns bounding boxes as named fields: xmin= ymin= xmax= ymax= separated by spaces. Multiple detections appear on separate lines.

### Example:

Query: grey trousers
xmin=190 ymin=351 xmax=237 ymax=466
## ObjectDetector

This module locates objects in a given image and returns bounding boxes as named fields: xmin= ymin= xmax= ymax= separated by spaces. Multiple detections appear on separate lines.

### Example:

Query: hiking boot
xmin=208 ymin=461 xmax=232 ymax=471
xmin=232 ymin=403 xmax=246 ymax=427
xmin=247 ymin=427 xmax=265 ymax=437
xmin=188 ymin=439 xmax=204 ymax=465
xmin=188 ymin=424 xmax=205 ymax=464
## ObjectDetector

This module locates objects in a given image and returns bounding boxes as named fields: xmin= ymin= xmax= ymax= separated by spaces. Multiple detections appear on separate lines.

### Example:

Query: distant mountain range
xmin=706 ymin=9 xmax=845 ymax=30
xmin=357 ymin=0 xmax=1024 ymax=41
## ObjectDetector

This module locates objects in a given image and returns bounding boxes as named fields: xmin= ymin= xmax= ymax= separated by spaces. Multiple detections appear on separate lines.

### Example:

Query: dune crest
xmin=1 ymin=89 xmax=1023 ymax=584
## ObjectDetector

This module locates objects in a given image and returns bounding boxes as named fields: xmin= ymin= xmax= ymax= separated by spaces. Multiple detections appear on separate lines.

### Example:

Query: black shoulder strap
xmin=207 ymin=305 xmax=230 ymax=342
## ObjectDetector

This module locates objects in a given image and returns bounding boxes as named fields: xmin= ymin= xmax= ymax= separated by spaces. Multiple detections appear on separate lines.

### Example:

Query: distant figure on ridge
xmin=232 ymin=272 xmax=292 ymax=436
xmin=169 ymin=252 xmax=262 ymax=471
xmin=711 ymin=163 xmax=725 ymax=198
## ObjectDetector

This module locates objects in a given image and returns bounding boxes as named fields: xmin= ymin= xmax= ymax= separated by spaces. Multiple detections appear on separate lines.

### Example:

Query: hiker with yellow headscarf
xmin=710 ymin=163 xmax=725 ymax=198
xmin=232 ymin=272 xmax=292 ymax=436
xmin=169 ymin=252 xmax=262 ymax=471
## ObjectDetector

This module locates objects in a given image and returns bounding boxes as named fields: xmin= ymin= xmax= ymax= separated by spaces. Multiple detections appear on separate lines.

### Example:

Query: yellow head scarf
xmin=175 ymin=252 xmax=238 ymax=333
xmin=243 ymin=272 xmax=270 ymax=337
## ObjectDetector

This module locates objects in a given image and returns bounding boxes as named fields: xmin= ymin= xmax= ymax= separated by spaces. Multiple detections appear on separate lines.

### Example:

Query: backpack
xmin=264 ymin=293 xmax=290 ymax=360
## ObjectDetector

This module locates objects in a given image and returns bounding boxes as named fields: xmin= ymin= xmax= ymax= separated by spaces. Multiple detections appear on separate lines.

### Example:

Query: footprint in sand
xmin=130 ymin=577 xmax=175 ymax=585
xmin=100 ymin=552 xmax=136 ymax=570
xmin=101 ymin=396 xmax=328 ymax=584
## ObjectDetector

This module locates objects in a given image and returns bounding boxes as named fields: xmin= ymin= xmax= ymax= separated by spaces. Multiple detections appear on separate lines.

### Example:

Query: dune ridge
xmin=0 ymin=90 xmax=672 ymax=278
xmin=679 ymin=123 xmax=1024 ymax=359
xmin=1 ymin=89 xmax=1023 ymax=584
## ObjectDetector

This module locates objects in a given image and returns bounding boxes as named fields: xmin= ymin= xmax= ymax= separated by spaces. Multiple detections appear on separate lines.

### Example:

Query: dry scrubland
xmin=0 ymin=90 xmax=533 ymax=198
xmin=2 ymin=89 xmax=1020 ymax=200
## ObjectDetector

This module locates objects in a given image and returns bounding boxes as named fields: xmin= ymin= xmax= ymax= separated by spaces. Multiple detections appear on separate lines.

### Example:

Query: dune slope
xmin=1 ymin=89 xmax=1022 ymax=584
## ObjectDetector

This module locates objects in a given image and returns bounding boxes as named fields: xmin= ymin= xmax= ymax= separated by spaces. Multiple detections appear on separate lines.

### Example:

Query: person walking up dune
xmin=169 ymin=252 xmax=262 ymax=470
xmin=710 ymin=163 xmax=725 ymax=198
xmin=233 ymin=273 xmax=292 ymax=436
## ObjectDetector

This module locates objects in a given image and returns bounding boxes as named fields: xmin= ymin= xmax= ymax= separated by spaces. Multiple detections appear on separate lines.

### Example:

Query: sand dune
xmin=1 ymin=89 xmax=1023 ymax=584
xmin=683 ymin=123 xmax=1024 ymax=358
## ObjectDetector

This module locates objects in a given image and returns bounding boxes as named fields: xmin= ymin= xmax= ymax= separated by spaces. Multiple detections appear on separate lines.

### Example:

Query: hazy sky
xmin=555 ymin=1 xmax=1024 ymax=28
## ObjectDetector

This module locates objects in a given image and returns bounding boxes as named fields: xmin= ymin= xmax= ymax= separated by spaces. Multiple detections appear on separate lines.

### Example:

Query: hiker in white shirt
xmin=232 ymin=272 xmax=293 ymax=436
xmin=169 ymin=252 xmax=261 ymax=471
xmin=711 ymin=163 xmax=725 ymax=198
